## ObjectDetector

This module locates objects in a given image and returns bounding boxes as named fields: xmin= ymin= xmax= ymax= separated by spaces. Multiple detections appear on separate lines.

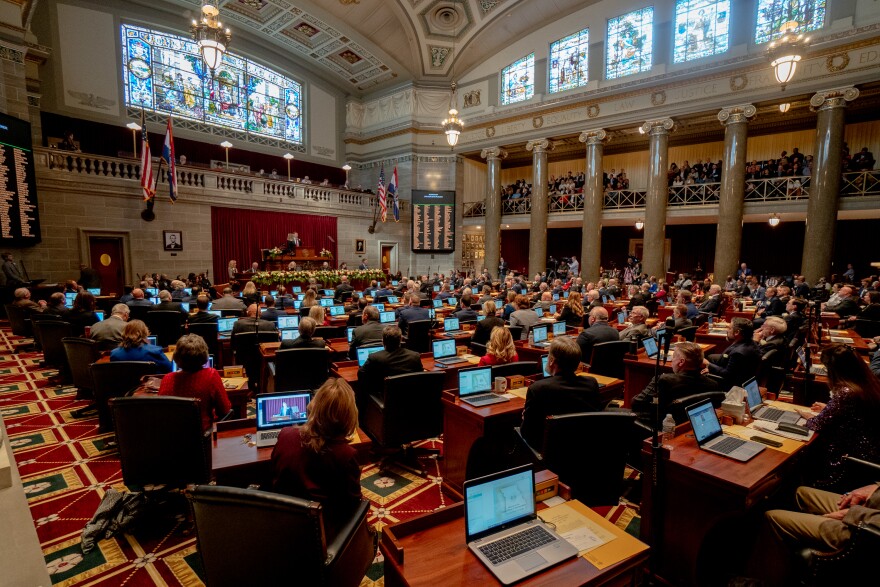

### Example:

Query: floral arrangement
xmin=266 ymin=247 xmax=283 ymax=259
xmin=251 ymin=268 xmax=386 ymax=286
xmin=319 ymin=248 xmax=333 ymax=259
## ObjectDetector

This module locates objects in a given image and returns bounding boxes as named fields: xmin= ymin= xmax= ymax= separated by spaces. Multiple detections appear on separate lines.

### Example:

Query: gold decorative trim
xmin=533 ymin=116 xmax=543 ymax=129
xmin=486 ymin=126 xmax=496 ymax=138
xmin=826 ymin=52 xmax=850 ymax=73
xmin=651 ymin=90 xmax=666 ymax=106
xmin=730 ymin=75 xmax=748 ymax=92
xmin=587 ymin=104 xmax=600 ymax=118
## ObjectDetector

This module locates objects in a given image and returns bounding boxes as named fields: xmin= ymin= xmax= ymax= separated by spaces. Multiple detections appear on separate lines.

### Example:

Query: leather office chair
xmin=506 ymin=325 xmax=523 ymax=341
xmin=360 ymin=371 xmax=444 ymax=469
xmin=347 ymin=313 xmax=363 ymax=327
xmin=30 ymin=312 xmax=66 ymax=350
xmin=404 ymin=319 xmax=431 ymax=353
xmin=587 ymin=341 xmax=631 ymax=380
xmin=667 ymin=391 xmax=726 ymax=424
xmin=189 ymin=485 xmax=376 ymax=587
xmin=233 ymin=331 xmax=280 ymax=392
xmin=314 ymin=325 xmax=344 ymax=339
xmin=62 ymin=337 xmax=100 ymax=397
xmin=187 ymin=323 xmax=220 ymax=365
xmin=271 ymin=348 xmax=330 ymax=393
xmin=338 ymin=291 xmax=353 ymax=304
xmin=853 ymin=318 xmax=880 ymax=339
xmin=491 ymin=361 xmax=539 ymax=379
xmin=4 ymin=304 xmax=33 ymax=338
xmin=146 ymin=310 xmax=184 ymax=347
xmin=90 ymin=361 xmax=160 ymax=433
xmin=676 ymin=325 xmax=698 ymax=342
xmin=34 ymin=320 xmax=73 ymax=379
xmin=110 ymin=396 xmax=211 ymax=489
xmin=469 ymin=342 xmax=488 ymax=357
xmin=126 ymin=305 xmax=151 ymax=322
xmin=644 ymin=299 xmax=660 ymax=317
xmin=220 ymin=309 xmax=244 ymax=318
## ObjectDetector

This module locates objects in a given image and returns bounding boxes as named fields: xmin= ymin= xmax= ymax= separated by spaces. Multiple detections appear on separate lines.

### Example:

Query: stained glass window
xmin=755 ymin=0 xmax=826 ymax=44
xmin=673 ymin=1 xmax=730 ymax=63
xmin=122 ymin=24 xmax=303 ymax=144
xmin=549 ymin=29 xmax=589 ymax=94
xmin=606 ymin=7 xmax=654 ymax=79
xmin=500 ymin=53 xmax=534 ymax=106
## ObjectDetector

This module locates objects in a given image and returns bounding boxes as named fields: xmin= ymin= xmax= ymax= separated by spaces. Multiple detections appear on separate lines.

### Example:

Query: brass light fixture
xmin=191 ymin=0 xmax=231 ymax=74
xmin=768 ymin=20 xmax=807 ymax=91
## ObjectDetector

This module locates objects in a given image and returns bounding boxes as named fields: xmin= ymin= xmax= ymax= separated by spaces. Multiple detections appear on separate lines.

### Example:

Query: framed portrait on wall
xmin=164 ymin=231 xmax=183 ymax=251
xmin=355 ymin=239 xmax=365 ymax=254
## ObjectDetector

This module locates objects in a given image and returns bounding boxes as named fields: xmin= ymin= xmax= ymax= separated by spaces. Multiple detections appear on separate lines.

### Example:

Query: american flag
xmin=161 ymin=118 xmax=178 ymax=202
xmin=389 ymin=166 xmax=400 ymax=222
xmin=139 ymin=109 xmax=154 ymax=201
xmin=377 ymin=164 xmax=387 ymax=223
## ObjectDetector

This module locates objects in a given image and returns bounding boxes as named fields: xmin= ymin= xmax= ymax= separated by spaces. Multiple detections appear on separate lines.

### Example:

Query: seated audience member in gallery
xmin=478 ymin=326 xmax=519 ymax=367
xmin=89 ymin=303 xmax=129 ymax=350
xmin=631 ymin=342 xmax=719 ymax=425
xmin=210 ymin=287 xmax=247 ymax=312
xmin=231 ymin=304 xmax=277 ymax=337
xmin=357 ymin=326 xmax=423 ymax=394
xmin=576 ymin=307 xmax=619 ymax=364
xmin=823 ymin=285 xmax=859 ymax=319
xmin=471 ymin=300 xmax=504 ymax=346
xmin=187 ymin=296 xmax=219 ymax=324
xmin=519 ymin=337 xmax=604 ymax=453
xmin=509 ymin=295 xmax=542 ymax=340
xmin=280 ymin=316 xmax=325 ymax=350
xmin=260 ymin=296 xmax=284 ymax=323
xmin=110 ymin=320 xmax=173 ymax=373
xmin=270 ymin=378 xmax=363 ymax=535
xmin=159 ymin=334 xmax=231 ymax=431
xmin=704 ymin=317 xmax=760 ymax=390
xmin=67 ymin=291 xmax=101 ymax=336
xmin=348 ymin=306 xmax=384 ymax=359
xmin=619 ymin=305 xmax=650 ymax=342
xmin=12 ymin=287 xmax=46 ymax=315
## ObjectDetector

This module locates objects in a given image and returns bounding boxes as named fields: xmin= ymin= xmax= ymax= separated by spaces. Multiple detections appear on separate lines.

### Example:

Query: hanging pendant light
xmin=191 ymin=1 xmax=231 ymax=74
xmin=443 ymin=81 xmax=463 ymax=147
xmin=768 ymin=20 xmax=806 ymax=91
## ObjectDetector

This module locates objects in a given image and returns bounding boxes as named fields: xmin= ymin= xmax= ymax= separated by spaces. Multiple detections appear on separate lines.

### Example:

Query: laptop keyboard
xmin=466 ymin=393 xmax=500 ymax=404
xmin=479 ymin=525 xmax=555 ymax=565
xmin=711 ymin=436 xmax=746 ymax=455
xmin=260 ymin=430 xmax=281 ymax=441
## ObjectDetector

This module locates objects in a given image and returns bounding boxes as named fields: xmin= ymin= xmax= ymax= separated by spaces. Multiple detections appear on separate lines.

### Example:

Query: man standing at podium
xmin=287 ymin=232 xmax=301 ymax=254
xmin=2 ymin=253 xmax=26 ymax=287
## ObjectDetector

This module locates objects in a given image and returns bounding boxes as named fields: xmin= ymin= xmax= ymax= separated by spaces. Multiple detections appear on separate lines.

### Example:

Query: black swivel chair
xmin=506 ymin=325 xmax=523 ymax=341
xmin=62 ymin=337 xmax=100 ymax=398
xmin=146 ymin=310 xmax=185 ymax=347
xmin=676 ymin=325 xmax=698 ymax=342
xmin=853 ymin=318 xmax=880 ymax=339
xmin=587 ymin=341 xmax=631 ymax=380
xmin=469 ymin=342 xmax=488 ymax=357
xmin=4 ymin=304 xmax=33 ymax=338
xmin=34 ymin=320 xmax=73 ymax=380
xmin=271 ymin=348 xmax=330 ymax=393
xmin=667 ymin=391 xmax=726 ymax=424
xmin=189 ymin=485 xmax=376 ymax=587
xmin=314 ymin=326 xmax=344 ymax=339
xmin=233 ymin=331 xmax=280 ymax=392
xmin=404 ymin=320 xmax=432 ymax=353
xmin=30 ymin=313 xmax=67 ymax=351
xmin=91 ymin=361 xmax=160 ymax=433
xmin=490 ymin=361 xmax=539 ymax=379
xmin=187 ymin=323 xmax=220 ymax=366
xmin=126 ymin=305 xmax=151 ymax=322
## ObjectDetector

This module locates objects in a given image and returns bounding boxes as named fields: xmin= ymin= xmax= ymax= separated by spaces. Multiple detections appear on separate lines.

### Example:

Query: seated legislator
xmin=89 ymin=303 xmax=129 ymax=350
xmin=533 ymin=291 xmax=554 ymax=312
xmin=357 ymin=325 xmax=423 ymax=394
xmin=125 ymin=288 xmax=154 ymax=309
xmin=823 ymin=285 xmax=859 ymax=319
xmin=280 ymin=316 xmax=326 ymax=349
xmin=187 ymin=296 xmax=219 ymax=324
xmin=453 ymin=294 xmax=478 ymax=321
xmin=210 ymin=288 xmax=247 ymax=312
xmin=344 ymin=292 xmax=361 ymax=314
xmin=274 ymin=285 xmax=295 ymax=309
xmin=478 ymin=326 xmax=519 ymax=367
xmin=269 ymin=378 xmax=363 ymax=534
xmin=698 ymin=284 xmax=722 ymax=315
xmin=241 ymin=281 xmax=261 ymax=308
xmin=67 ymin=291 xmax=101 ymax=336
xmin=231 ymin=304 xmax=277 ymax=337
xmin=555 ymin=291 xmax=585 ymax=329
xmin=520 ymin=337 xmax=605 ymax=453
xmin=301 ymin=289 xmax=318 ymax=309
xmin=509 ymin=295 xmax=542 ymax=340
xmin=846 ymin=290 xmax=880 ymax=324
xmin=471 ymin=300 xmax=504 ymax=345
xmin=44 ymin=292 xmax=70 ymax=318
xmin=12 ymin=287 xmax=46 ymax=315
xmin=704 ymin=317 xmax=760 ymax=390
xmin=397 ymin=292 xmax=430 ymax=335
xmin=150 ymin=290 xmax=187 ymax=320
xmin=110 ymin=320 xmax=173 ymax=373
xmin=260 ymin=296 xmax=285 ymax=323
xmin=334 ymin=275 xmax=354 ymax=302
xmin=576 ymin=307 xmax=620 ymax=363
xmin=158 ymin=334 xmax=231 ymax=431
xmin=631 ymin=342 xmax=720 ymax=424
xmin=348 ymin=306 xmax=384 ymax=360
xmin=308 ymin=304 xmax=331 ymax=327
xmin=755 ymin=316 xmax=788 ymax=359
xmin=619 ymin=305 xmax=650 ymax=342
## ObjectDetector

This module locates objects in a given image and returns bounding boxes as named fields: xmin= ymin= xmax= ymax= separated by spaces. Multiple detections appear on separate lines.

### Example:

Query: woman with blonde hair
xmin=556 ymin=290 xmax=585 ymax=329
xmin=308 ymin=304 xmax=330 ymax=326
xmin=270 ymin=378 xmax=363 ymax=531
xmin=241 ymin=281 xmax=260 ymax=306
xmin=109 ymin=319 xmax=173 ymax=373
xmin=227 ymin=260 xmax=238 ymax=280
xmin=302 ymin=288 xmax=318 ymax=308
xmin=478 ymin=325 xmax=519 ymax=366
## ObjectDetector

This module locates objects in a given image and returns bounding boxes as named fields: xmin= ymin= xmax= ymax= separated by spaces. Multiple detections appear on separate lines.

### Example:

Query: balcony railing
xmin=463 ymin=173 xmax=879 ymax=217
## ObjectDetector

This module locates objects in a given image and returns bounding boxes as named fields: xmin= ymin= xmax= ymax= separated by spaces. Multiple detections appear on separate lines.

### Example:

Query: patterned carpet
xmin=0 ymin=324 xmax=640 ymax=586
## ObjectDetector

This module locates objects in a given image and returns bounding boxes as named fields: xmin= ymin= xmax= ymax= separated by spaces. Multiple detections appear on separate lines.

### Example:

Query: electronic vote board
xmin=0 ymin=112 xmax=40 ymax=246
xmin=411 ymin=190 xmax=454 ymax=252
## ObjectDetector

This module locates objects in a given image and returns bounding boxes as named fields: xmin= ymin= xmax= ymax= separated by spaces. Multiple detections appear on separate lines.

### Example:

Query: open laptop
xmin=171 ymin=356 xmax=214 ymax=372
xmin=87 ymin=288 xmax=101 ymax=296
xmin=443 ymin=316 xmax=462 ymax=335
xmin=278 ymin=315 xmax=300 ymax=329
xmin=329 ymin=305 xmax=346 ymax=317
xmin=280 ymin=328 xmax=300 ymax=341
xmin=323 ymin=289 xmax=334 ymax=297
xmin=432 ymin=298 xmax=443 ymax=308
xmin=379 ymin=310 xmax=396 ymax=324
xmin=533 ymin=307 xmax=545 ymax=318
xmin=433 ymin=338 xmax=468 ymax=366
xmin=464 ymin=465 xmax=577 ymax=585
xmin=356 ymin=345 xmax=383 ymax=367
xmin=346 ymin=326 xmax=356 ymax=343
xmin=552 ymin=321 xmax=567 ymax=338
xmin=217 ymin=317 xmax=237 ymax=336
xmin=254 ymin=391 xmax=311 ymax=448
xmin=796 ymin=346 xmax=827 ymax=376
xmin=541 ymin=355 xmax=551 ymax=377
xmin=686 ymin=399 xmax=766 ymax=462
xmin=147 ymin=336 xmax=158 ymax=346
xmin=531 ymin=324 xmax=550 ymax=347
xmin=94 ymin=311 xmax=105 ymax=321
xmin=642 ymin=336 xmax=660 ymax=359
xmin=179 ymin=302 xmax=190 ymax=312
xmin=387 ymin=296 xmax=399 ymax=304
xmin=372 ymin=303 xmax=385 ymax=312
xmin=207 ymin=310 xmax=222 ymax=317
xmin=292 ymin=286 xmax=302 ymax=293
xmin=744 ymin=377 xmax=800 ymax=424
xmin=447 ymin=297 xmax=458 ymax=307
xmin=319 ymin=298 xmax=334 ymax=307
xmin=458 ymin=366 xmax=509 ymax=407
xmin=548 ymin=304 xmax=556 ymax=315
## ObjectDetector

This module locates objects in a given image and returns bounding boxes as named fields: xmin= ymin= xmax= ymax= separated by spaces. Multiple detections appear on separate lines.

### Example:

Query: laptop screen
xmin=217 ymin=317 xmax=237 ymax=333
xmin=87 ymin=288 xmax=101 ymax=296
xmin=602 ymin=296 xmax=608 ymax=304
xmin=180 ymin=302 xmax=190 ymax=312
xmin=278 ymin=315 xmax=300 ymax=329
xmin=347 ymin=326 xmax=355 ymax=343
xmin=477 ymin=314 xmax=486 ymax=321
xmin=357 ymin=346 xmax=383 ymax=366
xmin=329 ymin=305 xmax=345 ymax=316
xmin=534 ymin=307 xmax=544 ymax=317
xmin=292 ymin=286 xmax=302 ymax=293
xmin=744 ymin=378 xmax=762 ymax=410
xmin=447 ymin=297 xmax=457 ymax=307
xmin=372 ymin=303 xmax=385 ymax=312
xmin=145 ymin=288 xmax=159 ymax=296
xmin=433 ymin=298 xmax=443 ymax=308
xmin=458 ymin=367 xmax=493 ymax=397
xmin=65 ymin=292 xmax=77 ymax=301
xmin=270 ymin=290 xmax=278 ymax=297
xmin=434 ymin=285 xmax=440 ymax=292
xmin=552 ymin=293 xmax=559 ymax=301
xmin=563 ymin=291 xmax=569 ymax=298
xmin=293 ymin=300 xmax=302 ymax=310
xmin=319 ymin=298 xmax=334 ymax=307
xmin=549 ymin=304 xmax=556 ymax=314
xmin=532 ymin=324 xmax=548 ymax=344
xmin=172 ymin=355 xmax=213 ymax=372
xmin=552 ymin=322 xmax=566 ymax=336
xmin=444 ymin=317 xmax=460 ymax=332
xmin=617 ymin=313 xmax=626 ymax=324
xmin=465 ymin=466 xmax=535 ymax=540
xmin=280 ymin=328 xmax=299 ymax=341
xmin=642 ymin=336 xmax=658 ymax=358
xmin=147 ymin=336 xmax=158 ymax=346
xmin=659 ymin=299 xmax=666 ymax=306
xmin=94 ymin=311 xmax=104 ymax=321
xmin=687 ymin=400 xmax=723 ymax=445
xmin=256 ymin=392 xmax=310 ymax=430
xmin=428 ymin=309 xmax=436 ymax=319
xmin=392 ymin=281 xmax=399 ymax=286
xmin=379 ymin=311 xmax=396 ymax=323
xmin=432 ymin=339 xmax=456 ymax=359
xmin=387 ymin=296 xmax=398 ymax=304
xmin=207 ymin=310 xmax=222 ymax=317
xmin=323 ymin=289 xmax=334 ymax=296
xmin=542 ymin=355 xmax=550 ymax=377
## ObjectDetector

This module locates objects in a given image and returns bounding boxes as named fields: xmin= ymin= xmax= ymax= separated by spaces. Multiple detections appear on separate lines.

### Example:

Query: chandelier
xmin=768 ymin=20 xmax=807 ymax=91
xmin=443 ymin=81 xmax=464 ymax=147
xmin=191 ymin=0 xmax=231 ymax=74
xmin=768 ymin=213 xmax=781 ymax=227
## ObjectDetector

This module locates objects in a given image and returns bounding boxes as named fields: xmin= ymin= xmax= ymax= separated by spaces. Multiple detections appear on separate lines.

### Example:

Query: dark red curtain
xmin=211 ymin=206 xmax=337 ymax=281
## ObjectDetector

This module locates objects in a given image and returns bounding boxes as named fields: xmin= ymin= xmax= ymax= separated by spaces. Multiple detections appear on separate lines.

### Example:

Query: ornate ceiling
xmin=162 ymin=0 xmax=596 ymax=95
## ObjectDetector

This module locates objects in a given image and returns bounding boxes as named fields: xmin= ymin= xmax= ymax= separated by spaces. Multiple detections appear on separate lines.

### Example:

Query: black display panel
xmin=0 ymin=112 xmax=40 ymax=246
xmin=411 ymin=190 xmax=454 ymax=252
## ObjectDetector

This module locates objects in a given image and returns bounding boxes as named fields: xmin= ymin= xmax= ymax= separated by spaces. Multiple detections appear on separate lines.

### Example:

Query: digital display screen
xmin=0 ymin=112 xmax=40 ymax=245
xmin=412 ymin=190 xmax=455 ymax=252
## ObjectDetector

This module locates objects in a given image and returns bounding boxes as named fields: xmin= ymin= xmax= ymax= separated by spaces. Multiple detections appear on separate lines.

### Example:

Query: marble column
xmin=480 ymin=147 xmax=507 ymax=279
xmin=641 ymin=118 xmax=674 ymax=279
xmin=526 ymin=138 xmax=553 ymax=277
xmin=713 ymin=104 xmax=756 ymax=283
xmin=578 ymin=129 xmax=608 ymax=282
xmin=802 ymin=87 xmax=859 ymax=283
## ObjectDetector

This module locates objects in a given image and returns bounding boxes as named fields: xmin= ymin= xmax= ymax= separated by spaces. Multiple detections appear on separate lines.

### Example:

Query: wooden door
xmin=89 ymin=237 xmax=125 ymax=296
xmin=381 ymin=245 xmax=393 ymax=273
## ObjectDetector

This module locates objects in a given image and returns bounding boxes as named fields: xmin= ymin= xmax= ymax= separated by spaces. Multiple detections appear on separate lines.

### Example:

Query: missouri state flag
xmin=161 ymin=118 xmax=178 ymax=202
xmin=388 ymin=166 xmax=400 ymax=222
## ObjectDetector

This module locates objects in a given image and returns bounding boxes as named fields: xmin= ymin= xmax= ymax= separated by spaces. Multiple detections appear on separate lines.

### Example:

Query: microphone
xmin=662 ymin=316 xmax=675 ymax=363
xmin=327 ymin=235 xmax=335 ymax=243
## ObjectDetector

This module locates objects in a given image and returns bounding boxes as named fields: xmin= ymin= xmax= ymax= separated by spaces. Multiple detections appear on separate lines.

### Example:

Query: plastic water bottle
xmin=662 ymin=414 xmax=676 ymax=446
xmin=528 ymin=330 xmax=534 ymax=346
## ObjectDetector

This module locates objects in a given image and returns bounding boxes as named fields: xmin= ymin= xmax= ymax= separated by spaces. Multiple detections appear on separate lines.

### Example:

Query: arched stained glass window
xmin=501 ymin=54 xmax=535 ymax=106
xmin=549 ymin=29 xmax=589 ymax=94
xmin=673 ymin=0 xmax=730 ymax=63
xmin=755 ymin=0 xmax=826 ymax=45
xmin=606 ymin=7 xmax=654 ymax=80
xmin=122 ymin=24 xmax=303 ymax=144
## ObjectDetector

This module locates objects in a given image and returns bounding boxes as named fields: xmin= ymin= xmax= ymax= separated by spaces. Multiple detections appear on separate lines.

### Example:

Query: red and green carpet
xmin=0 ymin=324 xmax=639 ymax=586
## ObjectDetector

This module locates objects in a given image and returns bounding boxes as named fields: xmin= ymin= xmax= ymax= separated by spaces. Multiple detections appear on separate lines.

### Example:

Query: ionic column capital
xmin=717 ymin=104 xmax=756 ymax=126
xmin=810 ymin=86 xmax=859 ymax=111
xmin=578 ymin=129 xmax=608 ymax=145
xmin=640 ymin=118 xmax=674 ymax=136
xmin=525 ymin=138 xmax=553 ymax=154
xmin=480 ymin=147 xmax=508 ymax=161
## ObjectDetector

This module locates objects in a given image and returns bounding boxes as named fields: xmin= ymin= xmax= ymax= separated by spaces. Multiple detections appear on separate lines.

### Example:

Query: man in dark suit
xmin=576 ymin=307 xmax=619 ymax=364
xmin=453 ymin=294 xmax=478 ymax=321
xmin=358 ymin=258 xmax=368 ymax=270
xmin=397 ymin=293 xmax=430 ymax=335
xmin=334 ymin=275 xmax=354 ymax=302
xmin=150 ymin=290 xmax=187 ymax=320
xmin=260 ymin=296 xmax=285 ymax=322
xmin=44 ymin=292 xmax=70 ymax=318
xmin=705 ymin=317 xmax=761 ymax=389
xmin=783 ymin=297 xmax=806 ymax=338
xmin=211 ymin=288 xmax=248 ymax=312
xmin=280 ymin=316 xmax=326 ymax=349
xmin=698 ymin=284 xmax=722 ymax=315
xmin=357 ymin=325 xmax=423 ymax=395
xmin=348 ymin=306 xmax=384 ymax=359
xmin=2 ymin=252 xmax=26 ymax=287
xmin=824 ymin=285 xmax=860 ymax=319
xmin=187 ymin=296 xmax=219 ymax=324
xmin=520 ymin=337 xmax=605 ymax=452
xmin=753 ymin=287 xmax=785 ymax=327
xmin=756 ymin=317 xmax=788 ymax=364
xmin=736 ymin=262 xmax=751 ymax=281
xmin=231 ymin=304 xmax=277 ymax=338
xmin=626 ymin=286 xmax=647 ymax=311
xmin=631 ymin=342 xmax=719 ymax=424
xmin=126 ymin=289 xmax=155 ymax=309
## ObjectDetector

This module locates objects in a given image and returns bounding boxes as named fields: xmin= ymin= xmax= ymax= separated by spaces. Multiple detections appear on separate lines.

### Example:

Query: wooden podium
xmin=261 ymin=248 xmax=331 ymax=270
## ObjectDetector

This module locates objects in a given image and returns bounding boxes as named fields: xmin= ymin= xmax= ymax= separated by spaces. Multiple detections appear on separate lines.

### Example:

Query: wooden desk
xmin=381 ymin=502 xmax=649 ymax=587
xmin=640 ymin=423 xmax=811 ymax=586
xmin=694 ymin=323 xmax=734 ymax=353
xmin=131 ymin=376 xmax=252 ymax=419
xmin=822 ymin=328 xmax=869 ymax=352
xmin=621 ymin=344 xmax=715 ymax=408
xmin=211 ymin=423 xmax=372 ymax=487
xmin=332 ymin=354 xmax=482 ymax=392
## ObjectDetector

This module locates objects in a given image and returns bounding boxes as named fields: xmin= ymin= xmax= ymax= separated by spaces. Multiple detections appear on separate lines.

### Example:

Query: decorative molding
xmin=587 ymin=104 xmax=600 ymax=118
xmin=480 ymin=147 xmax=508 ymax=161
xmin=729 ymin=75 xmax=748 ymax=92
xmin=462 ymin=90 xmax=481 ymax=109
xmin=532 ymin=116 xmax=543 ymax=129
xmin=67 ymin=90 xmax=115 ymax=110
xmin=0 ymin=44 xmax=24 ymax=64
xmin=810 ymin=86 xmax=860 ymax=111
xmin=826 ymin=52 xmax=850 ymax=73
xmin=479 ymin=0 xmax=502 ymax=14
xmin=27 ymin=94 xmax=40 ymax=108
xmin=486 ymin=126 xmax=496 ymax=138
xmin=352 ymin=153 xmax=462 ymax=170
xmin=640 ymin=118 xmax=675 ymax=136
xmin=430 ymin=46 xmax=450 ymax=68
xmin=312 ymin=145 xmax=335 ymax=157
xmin=717 ymin=104 xmax=757 ymax=126
xmin=578 ymin=129 xmax=608 ymax=146
xmin=525 ymin=138 xmax=552 ymax=154
xmin=651 ymin=90 xmax=667 ymax=106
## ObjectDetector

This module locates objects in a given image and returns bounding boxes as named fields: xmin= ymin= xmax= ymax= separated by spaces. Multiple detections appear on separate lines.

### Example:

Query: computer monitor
xmin=552 ymin=322 xmax=566 ymax=336
xmin=207 ymin=310 xmax=222 ymax=317
xmin=149 ymin=297 xmax=160 ymax=305
xmin=256 ymin=392 xmax=310 ymax=431
xmin=552 ymin=293 xmax=559 ymax=301
xmin=602 ymin=295 xmax=608 ymax=304
xmin=147 ymin=335 xmax=158 ymax=346
xmin=609 ymin=295 xmax=616 ymax=301
xmin=433 ymin=285 xmax=440 ymax=292
xmin=542 ymin=355 xmax=550 ymax=377
xmin=563 ymin=291 xmax=569 ymax=298
xmin=392 ymin=280 xmax=399 ymax=286
xmin=323 ymin=289 xmax=334 ymax=297
xmin=180 ymin=302 xmax=190 ymax=312
xmin=642 ymin=336 xmax=659 ymax=358
xmin=145 ymin=288 xmax=159 ymax=297
xmin=328 ymin=305 xmax=345 ymax=317
xmin=217 ymin=317 xmax=237 ymax=333
xmin=183 ymin=288 xmax=192 ymax=296
xmin=444 ymin=317 xmax=460 ymax=332
xmin=292 ymin=286 xmax=302 ymax=293
xmin=270 ymin=290 xmax=278 ymax=297
xmin=172 ymin=355 xmax=214 ymax=372
xmin=428 ymin=308 xmax=436 ymax=319
xmin=432 ymin=338 xmax=456 ymax=360
xmin=87 ymin=288 xmax=101 ymax=296
xmin=319 ymin=298 xmax=334 ymax=307
xmin=531 ymin=324 xmax=548 ymax=344
xmin=280 ymin=328 xmax=300 ymax=341
xmin=356 ymin=346 xmax=383 ymax=367
xmin=379 ymin=311 xmax=396 ymax=324
xmin=277 ymin=315 xmax=300 ymax=329
xmin=293 ymin=300 xmax=302 ymax=310
xmin=659 ymin=299 xmax=666 ymax=307
xmin=433 ymin=298 xmax=443 ymax=308
xmin=617 ymin=313 xmax=626 ymax=324
xmin=477 ymin=314 xmax=486 ymax=321
xmin=534 ymin=307 xmax=544 ymax=317
xmin=65 ymin=292 xmax=77 ymax=301
xmin=296 ymin=294 xmax=305 ymax=301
